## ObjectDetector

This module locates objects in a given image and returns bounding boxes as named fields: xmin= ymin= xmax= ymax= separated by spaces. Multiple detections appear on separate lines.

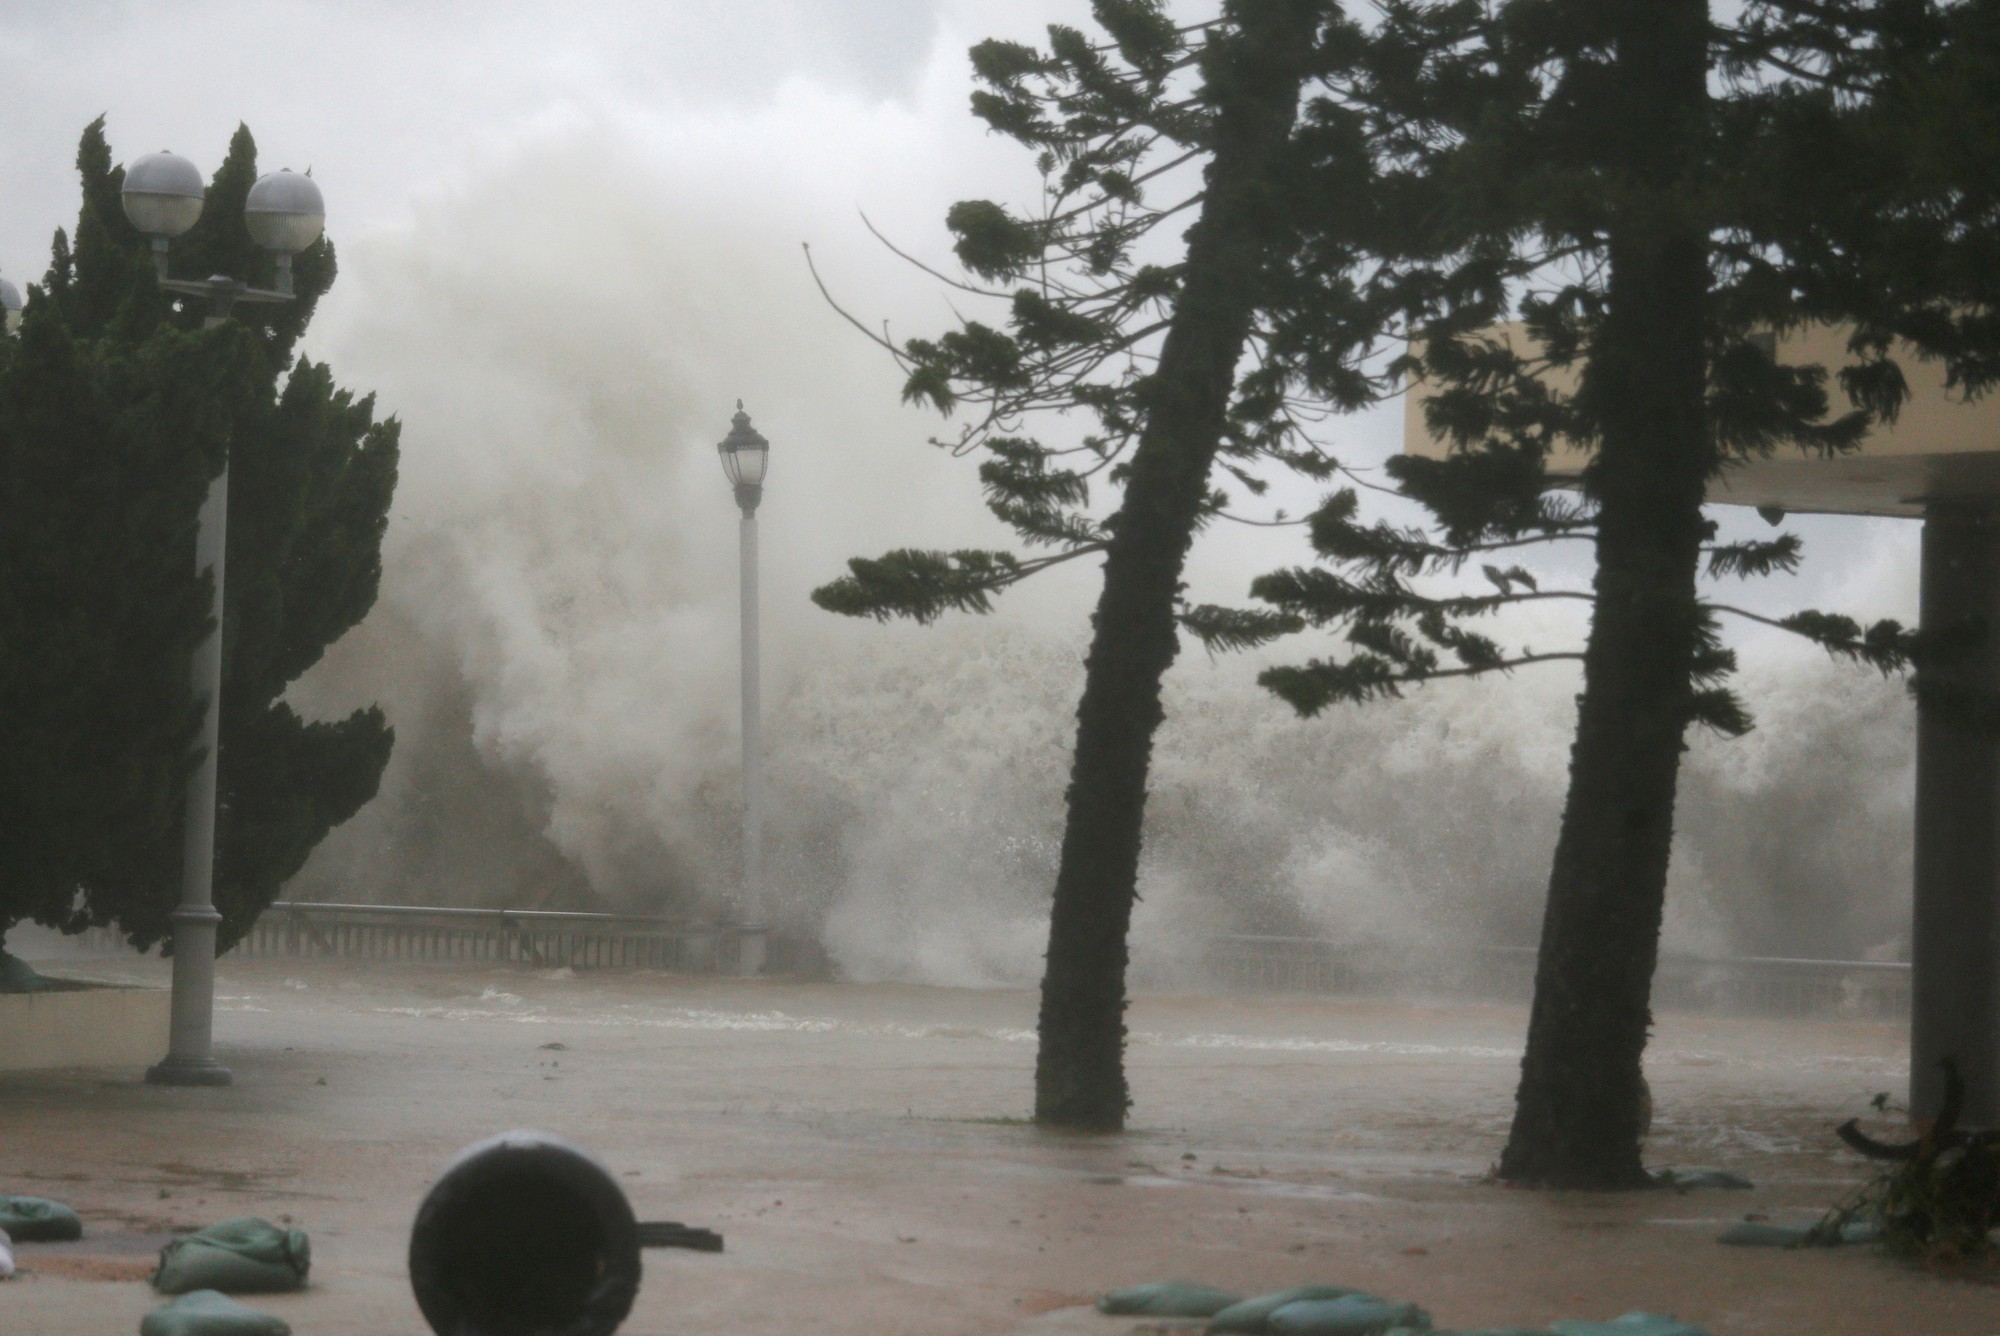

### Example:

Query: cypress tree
xmin=0 ymin=288 xmax=245 ymax=952
xmin=0 ymin=120 xmax=396 ymax=954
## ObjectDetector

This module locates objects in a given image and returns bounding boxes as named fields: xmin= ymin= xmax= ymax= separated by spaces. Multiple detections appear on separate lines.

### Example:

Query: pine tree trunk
xmin=1033 ymin=0 xmax=1324 ymax=1131
xmin=1497 ymin=0 xmax=1713 ymax=1188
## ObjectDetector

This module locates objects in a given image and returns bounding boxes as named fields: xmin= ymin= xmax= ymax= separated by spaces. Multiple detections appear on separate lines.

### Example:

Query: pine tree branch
xmin=1213 ymin=509 xmax=1309 ymax=527
xmin=858 ymin=212 xmax=1016 ymax=299
xmin=810 ymin=542 xmax=1108 ymax=624
xmin=1707 ymin=600 xmax=1917 ymax=673
xmin=1257 ymin=649 xmax=1586 ymax=717
xmin=802 ymin=242 xmax=906 ymax=359
xmin=1406 ymin=652 xmax=1586 ymax=682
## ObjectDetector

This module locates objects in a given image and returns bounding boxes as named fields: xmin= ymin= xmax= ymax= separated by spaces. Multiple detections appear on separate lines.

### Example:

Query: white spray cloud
xmin=284 ymin=82 xmax=1924 ymax=984
xmin=5 ymin=1 xmax=1923 ymax=983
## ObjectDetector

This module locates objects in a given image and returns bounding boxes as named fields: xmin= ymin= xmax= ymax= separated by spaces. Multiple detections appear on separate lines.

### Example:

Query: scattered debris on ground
xmin=634 ymin=1219 xmax=723 ymax=1252
xmin=1800 ymin=1059 xmax=2000 ymax=1263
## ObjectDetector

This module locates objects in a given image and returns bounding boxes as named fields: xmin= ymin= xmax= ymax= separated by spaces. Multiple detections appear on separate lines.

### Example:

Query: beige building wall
xmin=1403 ymin=323 xmax=2000 ymax=517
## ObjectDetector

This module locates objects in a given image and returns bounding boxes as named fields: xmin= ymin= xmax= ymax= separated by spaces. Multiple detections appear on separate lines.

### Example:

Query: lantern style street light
xmin=122 ymin=150 xmax=326 ymax=1087
xmin=718 ymin=402 xmax=769 ymax=975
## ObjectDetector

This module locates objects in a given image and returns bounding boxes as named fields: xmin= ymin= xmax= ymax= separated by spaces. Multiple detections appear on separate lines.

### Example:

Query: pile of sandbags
xmin=136 ymin=1217 xmax=309 ymax=1336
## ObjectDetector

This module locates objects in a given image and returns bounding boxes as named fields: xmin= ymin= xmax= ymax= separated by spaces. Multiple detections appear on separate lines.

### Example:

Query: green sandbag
xmin=1385 ymin=1329 xmax=1545 ymax=1335
xmin=1099 ymin=1281 xmax=1247 ymax=1318
xmin=1267 ymin=1295 xmax=1431 ymax=1336
xmin=0 ymin=1196 xmax=82 ymax=1241
xmin=1550 ymin=1317 xmax=1710 ymax=1336
xmin=1211 ymin=1286 xmax=1367 ymax=1333
xmin=1714 ymin=1219 xmax=1877 ymax=1248
xmin=1651 ymin=1168 xmax=1753 ymax=1192
xmin=154 ymin=1218 xmax=310 ymax=1295
xmin=140 ymin=1290 xmax=291 ymax=1336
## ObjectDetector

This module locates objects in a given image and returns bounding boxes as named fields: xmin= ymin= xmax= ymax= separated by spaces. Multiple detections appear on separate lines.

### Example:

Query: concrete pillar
xmin=1911 ymin=500 xmax=2000 ymax=1124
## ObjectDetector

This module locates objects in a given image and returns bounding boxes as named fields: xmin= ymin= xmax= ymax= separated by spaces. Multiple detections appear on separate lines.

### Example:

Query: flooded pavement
xmin=0 ymin=956 xmax=1987 ymax=1335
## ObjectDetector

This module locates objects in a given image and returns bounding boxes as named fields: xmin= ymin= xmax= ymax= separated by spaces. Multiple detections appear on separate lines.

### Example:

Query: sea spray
xmin=278 ymin=100 xmax=1921 ymax=988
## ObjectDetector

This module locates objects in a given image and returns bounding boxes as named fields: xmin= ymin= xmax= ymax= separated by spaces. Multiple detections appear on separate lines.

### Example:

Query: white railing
xmin=1205 ymin=935 xmax=1910 ymax=1018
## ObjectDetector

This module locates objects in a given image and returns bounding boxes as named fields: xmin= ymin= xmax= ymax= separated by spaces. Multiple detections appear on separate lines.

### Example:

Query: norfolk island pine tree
xmin=1187 ymin=0 xmax=2000 ymax=1186
xmin=808 ymin=0 xmax=1421 ymax=1130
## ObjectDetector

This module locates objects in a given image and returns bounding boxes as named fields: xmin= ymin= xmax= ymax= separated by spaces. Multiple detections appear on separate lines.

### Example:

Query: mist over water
xmin=273 ymin=53 xmax=1922 ymax=989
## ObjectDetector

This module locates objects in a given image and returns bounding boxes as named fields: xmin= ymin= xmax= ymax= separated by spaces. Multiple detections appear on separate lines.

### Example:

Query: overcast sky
xmin=0 ymin=0 xmax=1921 ymax=626
xmin=2 ymin=1 xmax=1032 ymax=258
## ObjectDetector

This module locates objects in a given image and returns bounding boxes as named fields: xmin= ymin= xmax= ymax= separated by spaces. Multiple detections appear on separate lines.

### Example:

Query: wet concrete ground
xmin=0 ymin=955 xmax=1992 ymax=1335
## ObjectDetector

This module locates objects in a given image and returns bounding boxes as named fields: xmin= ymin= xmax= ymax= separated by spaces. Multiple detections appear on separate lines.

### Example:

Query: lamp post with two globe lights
xmin=118 ymin=148 xmax=327 ymax=1086
xmin=717 ymin=403 xmax=770 ymax=975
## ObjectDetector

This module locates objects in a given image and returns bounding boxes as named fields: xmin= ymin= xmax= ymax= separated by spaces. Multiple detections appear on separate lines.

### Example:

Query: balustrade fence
xmin=69 ymin=906 xmax=1904 ymax=1016
xmin=1206 ymin=934 xmax=1911 ymax=1019
xmin=73 ymin=902 xmax=814 ymax=975
xmin=230 ymin=902 xmax=737 ymax=971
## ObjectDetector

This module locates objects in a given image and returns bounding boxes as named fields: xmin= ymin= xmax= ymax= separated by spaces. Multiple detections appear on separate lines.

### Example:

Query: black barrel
xmin=409 ymin=1131 xmax=642 ymax=1336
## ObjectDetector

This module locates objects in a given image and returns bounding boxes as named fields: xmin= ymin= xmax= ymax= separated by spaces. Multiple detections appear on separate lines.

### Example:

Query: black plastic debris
xmin=635 ymin=1220 xmax=722 ymax=1252
xmin=408 ymin=1131 xmax=642 ymax=1336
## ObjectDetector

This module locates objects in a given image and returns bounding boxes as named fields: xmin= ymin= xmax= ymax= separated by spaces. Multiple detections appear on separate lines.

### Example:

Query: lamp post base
xmin=145 ymin=1056 xmax=233 ymax=1087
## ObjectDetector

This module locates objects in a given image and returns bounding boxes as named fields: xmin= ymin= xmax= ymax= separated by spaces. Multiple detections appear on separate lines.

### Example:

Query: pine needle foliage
xmin=1187 ymin=0 xmax=1988 ymax=735
xmin=811 ymin=0 xmax=1406 ymax=628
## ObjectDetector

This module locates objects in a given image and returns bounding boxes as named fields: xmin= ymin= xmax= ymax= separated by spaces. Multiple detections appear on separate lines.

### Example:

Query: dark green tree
xmin=1192 ymin=0 xmax=2000 ymax=1186
xmin=810 ymin=0 xmax=1398 ymax=1129
xmin=0 ymin=285 xmax=246 ymax=957
xmin=0 ymin=119 xmax=397 ymax=954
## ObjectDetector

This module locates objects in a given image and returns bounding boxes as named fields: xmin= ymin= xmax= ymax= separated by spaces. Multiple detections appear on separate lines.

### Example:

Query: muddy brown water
xmin=0 ymin=955 xmax=1989 ymax=1335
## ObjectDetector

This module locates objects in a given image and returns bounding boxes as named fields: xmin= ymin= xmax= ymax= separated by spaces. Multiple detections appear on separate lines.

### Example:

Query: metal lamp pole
xmin=122 ymin=152 xmax=327 ymax=1086
xmin=717 ymin=403 xmax=770 ymax=976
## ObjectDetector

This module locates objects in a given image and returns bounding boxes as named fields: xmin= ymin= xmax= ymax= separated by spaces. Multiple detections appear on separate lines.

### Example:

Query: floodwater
xmin=0 ymin=954 xmax=1991 ymax=1336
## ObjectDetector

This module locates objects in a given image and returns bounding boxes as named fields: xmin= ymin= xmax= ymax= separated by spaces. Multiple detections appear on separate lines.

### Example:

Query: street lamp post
xmin=717 ymin=402 xmax=770 ymax=976
xmin=122 ymin=150 xmax=326 ymax=1087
